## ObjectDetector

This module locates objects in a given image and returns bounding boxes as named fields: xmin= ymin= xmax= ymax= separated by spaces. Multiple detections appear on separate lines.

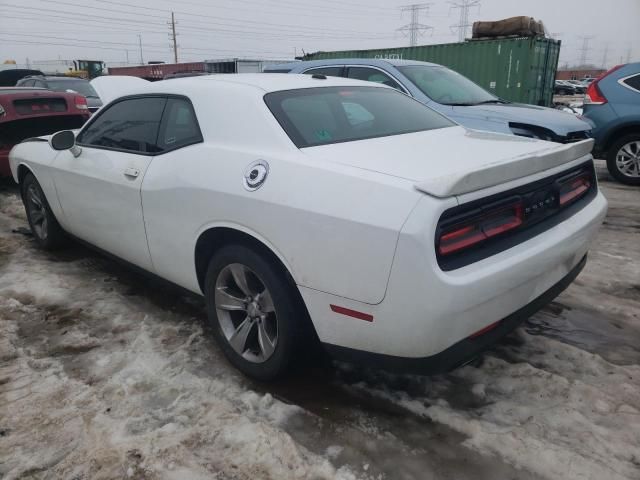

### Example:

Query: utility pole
xmin=626 ymin=44 xmax=632 ymax=64
xmin=449 ymin=0 xmax=481 ymax=42
xmin=577 ymin=35 xmax=595 ymax=67
xmin=397 ymin=3 xmax=433 ymax=47
xmin=137 ymin=34 xmax=144 ymax=65
xmin=169 ymin=11 xmax=178 ymax=64
xmin=125 ymin=50 xmax=129 ymax=65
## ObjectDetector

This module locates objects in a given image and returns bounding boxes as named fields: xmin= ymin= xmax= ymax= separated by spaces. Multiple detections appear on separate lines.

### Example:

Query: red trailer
xmin=107 ymin=62 xmax=205 ymax=80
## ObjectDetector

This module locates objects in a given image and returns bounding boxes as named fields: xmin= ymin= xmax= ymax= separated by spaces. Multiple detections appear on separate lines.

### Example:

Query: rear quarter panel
xmin=141 ymin=143 xmax=423 ymax=304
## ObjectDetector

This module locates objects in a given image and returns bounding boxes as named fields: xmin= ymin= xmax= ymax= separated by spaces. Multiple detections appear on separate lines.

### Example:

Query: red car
xmin=0 ymin=87 xmax=90 ymax=176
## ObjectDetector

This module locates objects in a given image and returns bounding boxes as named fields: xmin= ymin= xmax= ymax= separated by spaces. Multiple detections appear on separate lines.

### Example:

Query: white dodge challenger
xmin=9 ymin=74 xmax=607 ymax=380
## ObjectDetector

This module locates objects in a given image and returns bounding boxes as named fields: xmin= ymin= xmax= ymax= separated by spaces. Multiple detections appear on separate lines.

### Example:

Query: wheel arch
xmin=194 ymin=225 xmax=298 ymax=296
xmin=602 ymin=123 xmax=640 ymax=154
xmin=17 ymin=162 xmax=36 ymax=186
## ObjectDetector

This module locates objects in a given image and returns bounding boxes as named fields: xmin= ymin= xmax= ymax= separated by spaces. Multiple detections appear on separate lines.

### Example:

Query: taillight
xmin=74 ymin=95 xmax=88 ymax=110
xmin=438 ymin=201 xmax=524 ymax=256
xmin=559 ymin=174 xmax=591 ymax=206
xmin=584 ymin=64 xmax=624 ymax=105
xmin=585 ymin=82 xmax=607 ymax=105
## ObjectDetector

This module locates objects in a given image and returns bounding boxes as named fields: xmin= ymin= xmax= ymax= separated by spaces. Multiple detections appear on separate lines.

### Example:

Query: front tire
xmin=204 ymin=244 xmax=307 ymax=381
xmin=21 ymin=173 xmax=66 ymax=249
xmin=606 ymin=134 xmax=640 ymax=186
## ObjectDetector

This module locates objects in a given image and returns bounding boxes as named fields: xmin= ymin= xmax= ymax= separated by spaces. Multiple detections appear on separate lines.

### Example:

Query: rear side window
xmin=158 ymin=97 xmax=203 ymax=150
xmin=77 ymin=97 xmax=166 ymax=154
xmin=622 ymin=74 xmax=640 ymax=92
xmin=346 ymin=67 xmax=402 ymax=91
xmin=265 ymin=86 xmax=453 ymax=148
xmin=303 ymin=66 xmax=344 ymax=78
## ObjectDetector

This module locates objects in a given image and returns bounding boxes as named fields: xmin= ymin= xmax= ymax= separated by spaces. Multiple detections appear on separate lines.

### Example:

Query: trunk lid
xmin=301 ymin=126 xmax=594 ymax=198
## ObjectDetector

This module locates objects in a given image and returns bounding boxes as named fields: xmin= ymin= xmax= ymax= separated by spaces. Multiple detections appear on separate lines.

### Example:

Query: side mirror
xmin=50 ymin=130 xmax=82 ymax=157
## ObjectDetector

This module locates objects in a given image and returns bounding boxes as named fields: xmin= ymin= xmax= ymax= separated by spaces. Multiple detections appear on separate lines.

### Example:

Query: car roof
xmin=265 ymin=58 xmax=441 ymax=71
xmin=141 ymin=73 xmax=393 ymax=94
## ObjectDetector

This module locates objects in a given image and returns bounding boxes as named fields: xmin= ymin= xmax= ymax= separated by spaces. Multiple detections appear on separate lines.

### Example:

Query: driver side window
xmin=77 ymin=97 xmax=167 ymax=154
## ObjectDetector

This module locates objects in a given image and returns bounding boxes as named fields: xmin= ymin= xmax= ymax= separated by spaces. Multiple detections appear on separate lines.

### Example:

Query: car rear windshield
xmin=47 ymin=79 xmax=99 ymax=98
xmin=264 ymin=86 xmax=454 ymax=148
xmin=397 ymin=65 xmax=498 ymax=106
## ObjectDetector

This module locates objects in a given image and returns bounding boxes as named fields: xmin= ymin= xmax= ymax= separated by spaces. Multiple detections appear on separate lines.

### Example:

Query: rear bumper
xmin=323 ymin=254 xmax=586 ymax=374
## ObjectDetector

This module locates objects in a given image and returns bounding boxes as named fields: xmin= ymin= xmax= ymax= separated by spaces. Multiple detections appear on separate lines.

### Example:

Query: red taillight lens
xmin=585 ymin=82 xmax=607 ymax=105
xmin=74 ymin=95 xmax=88 ymax=110
xmin=584 ymin=64 xmax=624 ymax=105
xmin=559 ymin=174 xmax=591 ymax=206
xmin=438 ymin=202 xmax=524 ymax=256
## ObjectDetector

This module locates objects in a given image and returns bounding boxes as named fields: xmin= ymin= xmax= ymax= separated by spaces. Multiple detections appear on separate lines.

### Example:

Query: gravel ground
xmin=0 ymin=166 xmax=639 ymax=480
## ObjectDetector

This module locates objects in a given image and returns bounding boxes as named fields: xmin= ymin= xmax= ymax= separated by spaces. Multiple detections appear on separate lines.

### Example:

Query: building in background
xmin=556 ymin=67 xmax=606 ymax=80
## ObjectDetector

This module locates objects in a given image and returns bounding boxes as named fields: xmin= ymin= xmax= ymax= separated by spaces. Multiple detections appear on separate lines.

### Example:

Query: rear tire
xmin=204 ymin=244 xmax=308 ymax=381
xmin=606 ymin=134 xmax=640 ymax=186
xmin=21 ymin=173 xmax=66 ymax=249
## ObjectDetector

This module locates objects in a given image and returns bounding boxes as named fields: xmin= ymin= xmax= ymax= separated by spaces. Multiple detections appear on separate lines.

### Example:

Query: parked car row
xmin=2 ymin=60 xmax=638 ymax=186
xmin=8 ymin=73 xmax=608 ymax=380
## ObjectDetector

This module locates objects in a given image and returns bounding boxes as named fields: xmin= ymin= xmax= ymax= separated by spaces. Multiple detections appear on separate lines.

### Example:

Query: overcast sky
xmin=1 ymin=0 xmax=638 ymax=69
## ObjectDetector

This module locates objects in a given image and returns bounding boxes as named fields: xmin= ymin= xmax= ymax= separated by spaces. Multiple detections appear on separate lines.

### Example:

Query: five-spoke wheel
xmin=205 ymin=244 xmax=308 ymax=380
xmin=215 ymin=263 xmax=278 ymax=363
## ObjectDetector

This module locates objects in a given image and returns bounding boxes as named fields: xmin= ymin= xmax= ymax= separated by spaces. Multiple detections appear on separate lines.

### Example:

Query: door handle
xmin=123 ymin=167 xmax=140 ymax=179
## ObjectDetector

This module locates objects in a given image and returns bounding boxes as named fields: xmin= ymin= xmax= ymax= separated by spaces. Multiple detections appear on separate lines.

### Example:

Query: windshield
xmin=47 ymin=79 xmax=99 ymax=98
xmin=264 ymin=86 xmax=454 ymax=148
xmin=398 ymin=65 xmax=498 ymax=106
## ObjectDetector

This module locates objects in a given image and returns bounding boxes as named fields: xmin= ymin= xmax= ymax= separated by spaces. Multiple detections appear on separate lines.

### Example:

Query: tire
xmin=204 ymin=244 xmax=308 ymax=381
xmin=21 ymin=173 xmax=66 ymax=249
xmin=606 ymin=134 xmax=640 ymax=186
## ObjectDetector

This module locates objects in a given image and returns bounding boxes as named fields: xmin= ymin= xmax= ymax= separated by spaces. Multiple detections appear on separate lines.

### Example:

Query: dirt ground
xmin=1 ymin=165 xmax=639 ymax=480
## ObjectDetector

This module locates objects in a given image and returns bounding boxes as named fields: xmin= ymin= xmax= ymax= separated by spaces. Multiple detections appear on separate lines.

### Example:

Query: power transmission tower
xmin=169 ymin=11 xmax=179 ymax=63
xmin=449 ymin=0 xmax=480 ymax=42
xmin=601 ymin=43 xmax=609 ymax=69
xmin=577 ymin=35 xmax=595 ymax=66
xmin=397 ymin=3 xmax=433 ymax=47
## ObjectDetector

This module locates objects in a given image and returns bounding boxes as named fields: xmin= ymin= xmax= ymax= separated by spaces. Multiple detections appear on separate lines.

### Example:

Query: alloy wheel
xmin=616 ymin=141 xmax=640 ymax=178
xmin=214 ymin=263 xmax=278 ymax=363
xmin=26 ymin=184 xmax=48 ymax=240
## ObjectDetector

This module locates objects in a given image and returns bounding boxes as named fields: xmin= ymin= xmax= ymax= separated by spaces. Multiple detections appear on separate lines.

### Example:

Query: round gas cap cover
xmin=244 ymin=160 xmax=269 ymax=191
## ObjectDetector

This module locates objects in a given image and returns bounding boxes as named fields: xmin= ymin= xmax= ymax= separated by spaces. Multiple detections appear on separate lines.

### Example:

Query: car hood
xmin=442 ymin=102 xmax=593 ymax=136
xmin=302 ymin=126 xmax=594 ymax=198
xmin=90 ymin=76 xmax=149 ymax=104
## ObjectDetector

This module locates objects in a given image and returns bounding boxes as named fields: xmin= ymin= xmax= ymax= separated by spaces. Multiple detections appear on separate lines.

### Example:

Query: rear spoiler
xmin=415 ymin=139 xmax=594 ymax=198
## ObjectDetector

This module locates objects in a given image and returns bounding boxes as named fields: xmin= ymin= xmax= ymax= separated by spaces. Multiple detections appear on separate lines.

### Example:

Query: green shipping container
xmin=303 ymin=37 xmax=561 ymax=107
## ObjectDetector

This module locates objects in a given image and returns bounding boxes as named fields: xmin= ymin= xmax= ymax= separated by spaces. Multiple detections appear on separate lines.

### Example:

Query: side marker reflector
xmin=330 ymin=304 xmax=373 ymax=322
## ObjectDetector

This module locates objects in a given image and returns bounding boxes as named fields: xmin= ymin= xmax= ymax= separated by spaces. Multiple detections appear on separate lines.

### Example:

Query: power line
xmin=397 ymin=3 xmax=433 ymax=47
xmin=449 ymin=0 xmax=480 ymax=42
xmin=1 ymin=6 xmax=398 ymax=42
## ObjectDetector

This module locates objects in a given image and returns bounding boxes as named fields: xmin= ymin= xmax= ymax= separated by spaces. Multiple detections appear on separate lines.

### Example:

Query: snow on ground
xmin=1 ymin=172 xmax=639 ymax=479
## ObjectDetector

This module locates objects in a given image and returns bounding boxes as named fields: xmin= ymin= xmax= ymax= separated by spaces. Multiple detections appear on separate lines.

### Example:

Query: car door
xmin=51 ymin=95 xmax=167 ymax=271
xmin=139 ymin=96 xmax=204 ymax=290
